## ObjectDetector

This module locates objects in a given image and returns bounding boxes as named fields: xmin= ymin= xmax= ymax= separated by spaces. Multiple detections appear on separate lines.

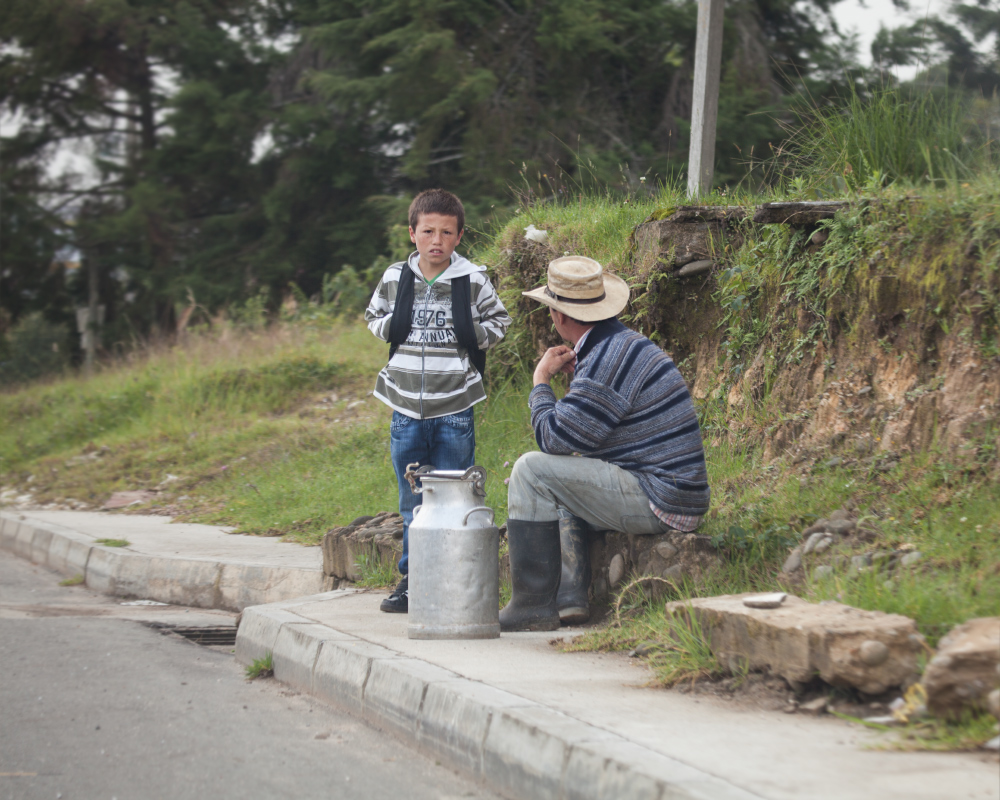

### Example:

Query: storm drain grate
xmin=144 ymin=623 xmax=238 ymax=647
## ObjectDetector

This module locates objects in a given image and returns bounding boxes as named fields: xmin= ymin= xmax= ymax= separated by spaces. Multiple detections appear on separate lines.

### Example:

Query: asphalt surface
xmin=0 ymin=550 xmax=500 ymax=800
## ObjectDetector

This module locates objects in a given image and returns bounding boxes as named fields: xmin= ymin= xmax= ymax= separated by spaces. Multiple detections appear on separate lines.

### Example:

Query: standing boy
xmin=365 ymin=189 xmax=511 ymax=613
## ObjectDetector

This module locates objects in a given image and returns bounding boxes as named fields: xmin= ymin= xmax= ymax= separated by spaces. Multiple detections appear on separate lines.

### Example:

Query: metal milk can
xmin=405 ymin=463 xmax=500 ymax=640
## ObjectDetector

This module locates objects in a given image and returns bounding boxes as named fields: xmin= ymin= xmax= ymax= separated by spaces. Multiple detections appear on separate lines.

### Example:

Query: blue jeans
xmin=390 ymin=407 xmax=476 ymax=575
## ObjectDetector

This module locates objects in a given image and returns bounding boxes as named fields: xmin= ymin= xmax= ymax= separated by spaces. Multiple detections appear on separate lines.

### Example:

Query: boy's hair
xmin=408 ymin=189 xmax=465 ymax=232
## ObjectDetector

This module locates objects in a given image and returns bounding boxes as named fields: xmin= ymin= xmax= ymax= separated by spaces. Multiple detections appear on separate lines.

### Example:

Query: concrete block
xmin=84 ymin=545 xmax=120 ymax=593
xmin=663 ymin=778 xmax=766 ymax=800
xmin=564 ymin=748 xmax=661 ymax=800
xmin=484 ymin=706 xmax=617 ymax=800
xmin=29 ymin=529 xmax=53 ymax=565
xmin=363 ymin=657 xmax=461 ymax=740
xmin=217 ymin=563 xmax=325 ymax=610
xmin=23 ymin=521 xmax=92 ymax=574
xmin=105 ymin=551 xmax=151 ymax=598
xmin=143 ymin=557 xmax=221 ymax=608
xmin=62 ymin=538 xmax=93 ymax=577
xmin=234 ymin=606 xmax=309 ymax=665
xmin=0 ymin=515 xmax=21 ymax=549
xmin=667 ymin=593 xmax=922 ymax=694
xmin=271 ymin=622 xmax=353 ymax=694
xmin=259 ymin=588 xmax=361 ymax=613
xmin=45 ymin=533 xmax=72 ymax=573
xmin=13 ymin=522 xmax=36 ymax=560
xmin=417 ymin=680 xmax=535 ymax=777
xmin=565 ymin=738 xmax=753 ymax=800
xmin=312 ymin=639 xmax=399 ymax=716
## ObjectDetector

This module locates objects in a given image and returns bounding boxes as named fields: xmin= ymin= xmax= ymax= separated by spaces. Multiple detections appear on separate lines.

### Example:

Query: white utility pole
xmin=687 ymin=0 xmax=725 ymax=198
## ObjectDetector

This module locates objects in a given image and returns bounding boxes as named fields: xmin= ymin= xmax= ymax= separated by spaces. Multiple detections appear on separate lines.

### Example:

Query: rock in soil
xmin=608 ymin=553 xmax=626 ymax=587
xmin=826 ymin=518 xmax=856 ymax=536
xmin=988 ymin=688 xmax=1000 ymax=721
xmin=798 ymin=696 xmax=829 ymax=715
xmin=782 ymin=547 xmax=803 ymax=574
xmin=923 ymin=617 xmax=1000 ymax=719
xmin=665 ymin=593 xmax=922 ymax=695
xmin=743 ymin=592 xmax=787 ymax=609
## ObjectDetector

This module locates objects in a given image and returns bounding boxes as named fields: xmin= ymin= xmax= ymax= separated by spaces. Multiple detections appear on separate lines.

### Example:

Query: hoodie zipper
xmin=419 ymin=277 xmax=432 ymax=420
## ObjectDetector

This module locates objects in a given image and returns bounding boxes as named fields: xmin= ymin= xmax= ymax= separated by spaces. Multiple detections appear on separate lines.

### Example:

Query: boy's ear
xmin=408 ymin=226 xmax=417 ymax=243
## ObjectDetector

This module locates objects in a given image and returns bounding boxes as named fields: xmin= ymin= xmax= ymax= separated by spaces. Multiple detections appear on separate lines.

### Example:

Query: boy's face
xmin=409 ymin=213 xmax=463 ymax=275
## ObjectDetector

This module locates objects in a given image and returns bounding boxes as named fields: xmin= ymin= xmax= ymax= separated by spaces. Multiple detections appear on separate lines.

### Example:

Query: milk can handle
xmin=462 ymin=506 xmax=495 ymax=526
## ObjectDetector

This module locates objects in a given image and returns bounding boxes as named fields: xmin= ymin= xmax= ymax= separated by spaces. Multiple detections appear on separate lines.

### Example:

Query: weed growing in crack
xmin=355 ymin=549 xmax=398 ymax=588
xmin=245 ymin=652 xmax=273 ymax=680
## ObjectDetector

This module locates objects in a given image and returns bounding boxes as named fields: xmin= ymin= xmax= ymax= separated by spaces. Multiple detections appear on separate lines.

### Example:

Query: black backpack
xmin=387 ymin=264 xmax=487 ymax=377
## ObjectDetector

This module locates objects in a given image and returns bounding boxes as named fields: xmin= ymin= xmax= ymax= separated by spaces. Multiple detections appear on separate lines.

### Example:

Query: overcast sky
xmin=832 ymin=0 xmax=950 ymax=78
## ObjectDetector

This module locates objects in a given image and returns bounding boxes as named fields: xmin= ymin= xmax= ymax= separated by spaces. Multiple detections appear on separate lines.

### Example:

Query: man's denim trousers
xmin=390 ymin=407 xmax=476 ymax=575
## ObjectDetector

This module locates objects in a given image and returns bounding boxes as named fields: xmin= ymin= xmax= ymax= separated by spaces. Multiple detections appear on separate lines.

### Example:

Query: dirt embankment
xmin=493 ymin=201 xmax=1000 ymax=470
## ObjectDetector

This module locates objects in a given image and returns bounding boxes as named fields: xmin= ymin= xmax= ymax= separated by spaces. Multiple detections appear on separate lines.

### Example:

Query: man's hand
xmin=533 ymin=346 xmax=577 ymax=386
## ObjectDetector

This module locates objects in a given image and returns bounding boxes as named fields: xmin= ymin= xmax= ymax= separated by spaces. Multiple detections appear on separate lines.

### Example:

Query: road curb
xmin=236 ymin=596 xmax=764 ymax=800
xmin=0 ymin=511 xmax=324 ymax=611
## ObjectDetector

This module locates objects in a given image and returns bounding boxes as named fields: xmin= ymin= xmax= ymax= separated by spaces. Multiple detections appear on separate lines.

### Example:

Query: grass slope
xmin=2 ymin=315 xmax=997 ymax=642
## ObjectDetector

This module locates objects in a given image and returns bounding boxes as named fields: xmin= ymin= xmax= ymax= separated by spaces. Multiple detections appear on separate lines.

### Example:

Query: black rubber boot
xmin=556 ymin=516 xmax=592 ymax=625
xmin=499 ymin=519 xmax=561 ymax=632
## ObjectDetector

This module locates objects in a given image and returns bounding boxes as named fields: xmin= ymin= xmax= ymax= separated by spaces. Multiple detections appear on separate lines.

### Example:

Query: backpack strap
xmin=387 ymin=262 xmax=416 ymax=359
xmin=388 ymin=266 xmax=486 ymax=377
xmin=451 ymin=274 xmax=487 ymax=377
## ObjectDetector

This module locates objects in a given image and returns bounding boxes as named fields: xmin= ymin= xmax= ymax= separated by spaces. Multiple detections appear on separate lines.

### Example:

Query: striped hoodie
xmin=366 ymin=252 xmax=511 ymax=419
xmin=529 ymin=319 xmax=710 ymax=516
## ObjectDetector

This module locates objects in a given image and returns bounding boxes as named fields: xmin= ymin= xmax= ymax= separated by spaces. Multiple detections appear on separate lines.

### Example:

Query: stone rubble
xmin=321 ymin=512 xmax=403 ymax=588
xmin=988 ymin=688 xmax=1000 ymax=720
xmin=797 ymin=697 xmax=829 ymax=716
xmin=742 ymin=592 xmax=787 ymax=609
xmin=666 ymin=593 xmax=923 ymax=695
xmin=922 ymin=617 xmax=1000 ymax=719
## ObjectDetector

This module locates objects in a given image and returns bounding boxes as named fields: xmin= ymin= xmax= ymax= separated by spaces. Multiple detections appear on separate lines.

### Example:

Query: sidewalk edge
xmin=236 ymin=599 xmax=766 ymax=800
xmin=0 ymin=511 xmax=324 ymax=611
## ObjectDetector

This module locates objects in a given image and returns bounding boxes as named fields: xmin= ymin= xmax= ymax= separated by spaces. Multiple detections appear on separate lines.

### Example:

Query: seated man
xmin=500 ymin=255 xmax=711 ymax=632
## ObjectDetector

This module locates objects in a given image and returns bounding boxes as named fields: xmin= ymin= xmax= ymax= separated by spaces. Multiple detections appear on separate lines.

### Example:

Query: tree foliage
xmin=1 ymin=0 xmax=991 ymax=373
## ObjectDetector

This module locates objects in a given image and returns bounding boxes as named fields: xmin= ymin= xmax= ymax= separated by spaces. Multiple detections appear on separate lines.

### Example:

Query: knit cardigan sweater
xmin=529 ymin=319 xmax=710 ymax=516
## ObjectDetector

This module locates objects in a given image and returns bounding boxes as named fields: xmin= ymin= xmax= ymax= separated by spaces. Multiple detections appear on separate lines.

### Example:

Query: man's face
xmin=550 ymin=307 xmax=572 ymax=341
xmin=409 ymin=213 xmax=463 ymax=274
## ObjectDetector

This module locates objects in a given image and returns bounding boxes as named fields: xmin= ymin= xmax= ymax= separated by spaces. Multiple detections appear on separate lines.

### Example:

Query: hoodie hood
xmin=406 ymin=251 xmax=485 ymax=281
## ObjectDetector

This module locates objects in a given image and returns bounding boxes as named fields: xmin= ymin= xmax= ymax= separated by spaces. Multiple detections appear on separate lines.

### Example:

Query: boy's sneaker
xmin=380 ymin=576 xmax=408 ymax=613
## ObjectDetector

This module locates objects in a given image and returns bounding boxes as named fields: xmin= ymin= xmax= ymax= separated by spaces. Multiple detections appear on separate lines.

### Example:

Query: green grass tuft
xmin=95 ymin=538 xmax=130 ymax=548
xmin=565 ymin=599 xmax=724 ymax=688
xmin=245 ymin=652 xmax=273 ymax=680
xmin=354 ymin=549 xmax=398 ymax=589
xmin=58 ymin=574 xmax=85 ymax=586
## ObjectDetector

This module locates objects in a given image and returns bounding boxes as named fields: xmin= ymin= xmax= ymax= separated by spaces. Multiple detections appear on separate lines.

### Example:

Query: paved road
xmin=0 ymin=551 xmax=500 ymax=800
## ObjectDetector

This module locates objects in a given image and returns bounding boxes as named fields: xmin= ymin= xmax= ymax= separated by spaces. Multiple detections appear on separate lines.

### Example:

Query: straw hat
xmin=522 ymin=256 xmax=630 ymax=322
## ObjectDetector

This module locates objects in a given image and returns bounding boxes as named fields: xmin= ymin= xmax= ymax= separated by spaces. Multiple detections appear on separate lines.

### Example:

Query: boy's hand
xmin=533 ymin=346 xmax=577 ymax=386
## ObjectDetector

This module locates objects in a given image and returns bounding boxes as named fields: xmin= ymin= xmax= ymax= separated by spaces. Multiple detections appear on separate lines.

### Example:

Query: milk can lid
xmin=404 ymin=464 xmax=487 ymax=497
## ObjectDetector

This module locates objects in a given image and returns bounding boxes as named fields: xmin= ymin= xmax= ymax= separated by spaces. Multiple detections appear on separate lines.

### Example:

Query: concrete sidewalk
xmin=3 ymin=508 xmax=997 ymax=800
xmin=236 ymin=591 xmax=999 ymax=800
xmin=0 ymin=509 xmax=323 ymax=610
